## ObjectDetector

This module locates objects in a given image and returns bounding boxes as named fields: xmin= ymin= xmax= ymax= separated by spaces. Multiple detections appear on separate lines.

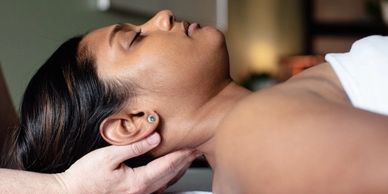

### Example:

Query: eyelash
xmin=129 ymin=31 xmax=143 ymax=47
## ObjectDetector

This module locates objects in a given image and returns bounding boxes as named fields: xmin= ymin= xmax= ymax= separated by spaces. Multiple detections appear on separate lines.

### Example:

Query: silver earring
xmin=147 ymin=115 xmax=157 ymax=123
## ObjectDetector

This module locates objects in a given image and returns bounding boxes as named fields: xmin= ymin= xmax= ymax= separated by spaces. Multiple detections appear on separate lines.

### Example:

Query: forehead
xmin=80 ymin=26 xmax=112 ymax=52
xmin=78 ymin=26 xmax=119 ymax=79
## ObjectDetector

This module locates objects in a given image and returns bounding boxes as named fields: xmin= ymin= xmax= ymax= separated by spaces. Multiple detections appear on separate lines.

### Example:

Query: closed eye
xmin=129 ymin=31 xmax=143 ymax=47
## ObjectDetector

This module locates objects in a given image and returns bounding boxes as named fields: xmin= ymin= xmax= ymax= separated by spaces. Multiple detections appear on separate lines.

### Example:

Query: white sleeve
xmin=325 ymin=35 xmax=388 ymax=115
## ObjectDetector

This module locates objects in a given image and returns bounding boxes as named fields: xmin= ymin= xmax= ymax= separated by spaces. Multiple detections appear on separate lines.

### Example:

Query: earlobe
xmin=99 ymin=111 xmax=159 ymax=145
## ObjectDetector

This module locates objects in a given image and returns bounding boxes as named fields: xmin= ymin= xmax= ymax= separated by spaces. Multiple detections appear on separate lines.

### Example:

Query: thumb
xmin=104 ymin=133 xmax=161 ymax=169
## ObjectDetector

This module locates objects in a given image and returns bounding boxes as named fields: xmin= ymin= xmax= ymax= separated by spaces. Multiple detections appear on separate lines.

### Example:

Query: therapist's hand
xmin=55 ymin=133 xmax=199 ymax=194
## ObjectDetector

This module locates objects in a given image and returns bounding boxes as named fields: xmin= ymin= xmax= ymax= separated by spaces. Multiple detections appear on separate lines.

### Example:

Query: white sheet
xmin=325 ymin=35 xmax=388 ymax=115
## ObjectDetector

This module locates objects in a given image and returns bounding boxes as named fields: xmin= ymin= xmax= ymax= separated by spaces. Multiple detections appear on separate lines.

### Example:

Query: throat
xmin=151 ymin=82 xmax=251 ymax=163
xmin=190 ymin=82 xmax=251 ymax=165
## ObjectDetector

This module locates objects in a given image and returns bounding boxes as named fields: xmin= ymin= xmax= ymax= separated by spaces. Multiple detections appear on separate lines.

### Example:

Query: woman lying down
xmin=5 ymin=10 xmax=388 ymax=193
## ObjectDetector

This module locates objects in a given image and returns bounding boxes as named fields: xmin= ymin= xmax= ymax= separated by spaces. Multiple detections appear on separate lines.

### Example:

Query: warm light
xmin=248 ymin=41 xmax=278 ymax=74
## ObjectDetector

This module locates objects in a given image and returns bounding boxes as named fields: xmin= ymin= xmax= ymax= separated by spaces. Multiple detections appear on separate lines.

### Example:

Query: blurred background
xmin=0 ymin=0 xmax=388 ymax=192
xmin=1 ymin=0 xmax=388 ymax=108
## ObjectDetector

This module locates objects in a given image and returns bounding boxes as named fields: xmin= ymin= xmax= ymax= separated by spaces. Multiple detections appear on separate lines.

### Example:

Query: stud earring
xmin=147 ymin=114 xmax=157 ymax=123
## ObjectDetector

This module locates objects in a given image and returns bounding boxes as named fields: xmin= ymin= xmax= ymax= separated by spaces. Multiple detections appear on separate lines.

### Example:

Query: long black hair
xmin=4 ymin=36 xmax=136 ymax=173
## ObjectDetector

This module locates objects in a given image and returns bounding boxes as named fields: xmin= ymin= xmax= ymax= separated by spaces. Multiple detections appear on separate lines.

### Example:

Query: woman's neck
xmin=151 ymin=81 xmax=251 ymax=165
xmin=186 ymin=81 xmax=251 ymax=167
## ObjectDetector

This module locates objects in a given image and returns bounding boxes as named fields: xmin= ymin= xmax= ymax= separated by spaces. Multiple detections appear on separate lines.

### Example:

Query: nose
xmin=141 ymin=10 xmax=175 ymax=33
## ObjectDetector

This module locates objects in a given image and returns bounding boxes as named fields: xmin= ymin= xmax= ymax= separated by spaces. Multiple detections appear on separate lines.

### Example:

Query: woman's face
xmin=81 ymin=10 xmax=229 ymax=99
xmin=81 ymin=10 xmax=231 ymax=154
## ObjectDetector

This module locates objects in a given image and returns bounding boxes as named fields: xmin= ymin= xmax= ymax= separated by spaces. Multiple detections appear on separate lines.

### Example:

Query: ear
xmin=99 ymin=110 xmax=159 ymax=145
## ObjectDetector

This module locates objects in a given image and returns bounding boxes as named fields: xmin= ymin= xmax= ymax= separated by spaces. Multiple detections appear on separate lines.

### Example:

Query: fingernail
xmin=147 ymin=133 xmax=160 ymax=145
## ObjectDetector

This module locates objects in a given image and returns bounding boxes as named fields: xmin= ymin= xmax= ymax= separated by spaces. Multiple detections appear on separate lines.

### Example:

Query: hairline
xmin=77 ymin=37 xmax=138 ymax=107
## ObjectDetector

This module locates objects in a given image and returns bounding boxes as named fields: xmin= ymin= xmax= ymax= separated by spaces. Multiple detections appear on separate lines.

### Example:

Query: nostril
xmin=169 ymin=15 xmax=174 ymax=24
xmin=154 ymin=10 xmax=176 ymax=31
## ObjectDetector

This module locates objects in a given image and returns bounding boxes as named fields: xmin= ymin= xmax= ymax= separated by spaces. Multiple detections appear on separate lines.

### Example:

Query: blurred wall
xmin=226 ymin=0 xmax=303 ymax=81
xmin=0 ymin=0 xmax=147 ymax=108
xmin=1 ymin=0 xmax=304 ymax=107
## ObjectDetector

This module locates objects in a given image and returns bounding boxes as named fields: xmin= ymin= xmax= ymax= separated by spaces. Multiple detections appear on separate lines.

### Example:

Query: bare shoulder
xmin=212 ymin=89 xmax=290 ymax=193
xmin=213 ymin=70 xmax=388 ymax=193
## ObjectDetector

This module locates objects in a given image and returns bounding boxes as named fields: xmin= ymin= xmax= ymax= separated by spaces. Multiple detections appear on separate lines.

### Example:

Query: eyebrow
xmin=108 ymin=24 xmax=125 ymax=47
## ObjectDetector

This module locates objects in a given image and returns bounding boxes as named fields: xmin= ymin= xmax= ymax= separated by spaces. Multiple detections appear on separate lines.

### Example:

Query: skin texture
xmin=213 ymin=63 xmax=388 ymax=193
xmin=80 ymin=10 xmax=388 ymax=193
xmin=80 ymin=10 xmax=232 ymax=155
xmin=0 ymin=133 xmax=199 ymax=194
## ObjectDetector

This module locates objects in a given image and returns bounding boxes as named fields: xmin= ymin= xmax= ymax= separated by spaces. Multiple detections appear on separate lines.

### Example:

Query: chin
xmin=212 ymin=27 xmax=226 ymax=43
xmin=200 ymin=26 xmax=226 ymax=44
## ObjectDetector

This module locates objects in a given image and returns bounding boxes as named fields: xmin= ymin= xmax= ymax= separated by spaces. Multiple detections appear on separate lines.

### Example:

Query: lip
xmin=182 ymin=21 xmax=200 ymax=37
xmin=187 ymin=23 xmax=199 ymax=37
xmin=182 ymin=21 xmax=190 ymax=36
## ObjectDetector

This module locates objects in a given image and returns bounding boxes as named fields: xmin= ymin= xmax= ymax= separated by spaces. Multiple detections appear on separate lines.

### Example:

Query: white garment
xmin=325 ymin=35 xmax=388 ymax=116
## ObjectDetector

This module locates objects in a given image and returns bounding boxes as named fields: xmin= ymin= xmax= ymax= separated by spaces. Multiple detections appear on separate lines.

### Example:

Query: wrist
xmin=53 ymin=172 xmax=80 ymax=194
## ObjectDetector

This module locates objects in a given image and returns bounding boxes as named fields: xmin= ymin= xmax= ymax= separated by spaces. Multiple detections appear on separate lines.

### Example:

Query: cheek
xmin=129 ymin=33 xmax=227 ymax=92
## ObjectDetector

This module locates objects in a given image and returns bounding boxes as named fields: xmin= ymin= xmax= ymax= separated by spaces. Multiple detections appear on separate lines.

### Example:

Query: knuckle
xmin=130 ymin=143 xmax=144 ymax=155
